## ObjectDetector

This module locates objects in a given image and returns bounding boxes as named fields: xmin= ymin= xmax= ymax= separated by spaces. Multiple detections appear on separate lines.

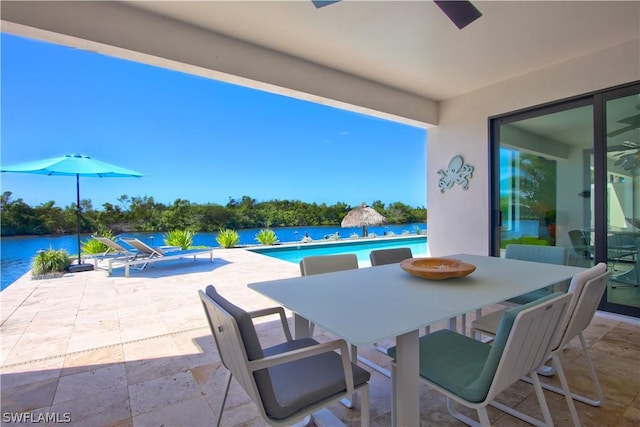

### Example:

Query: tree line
xmin=0 ymin=192 xmax=427 ymax=236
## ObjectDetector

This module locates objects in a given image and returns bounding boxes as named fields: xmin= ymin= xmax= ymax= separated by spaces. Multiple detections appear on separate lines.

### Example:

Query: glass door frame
xmin=489 ymin=81 xmax=640 ymax=318
xmin=597 ymin=84 xmax=640 ymax=316
xmin=489 ymin=96 xmax=593 ymax=255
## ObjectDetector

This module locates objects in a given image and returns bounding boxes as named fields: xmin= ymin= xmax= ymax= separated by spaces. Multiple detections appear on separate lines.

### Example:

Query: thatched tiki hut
xmin=341 ymin=203 xmax=387 ymax=237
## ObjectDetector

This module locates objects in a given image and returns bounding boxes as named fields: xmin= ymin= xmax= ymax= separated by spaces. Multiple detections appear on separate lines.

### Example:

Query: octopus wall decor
xmin=437 ymin=155 xmax=474 ymax=193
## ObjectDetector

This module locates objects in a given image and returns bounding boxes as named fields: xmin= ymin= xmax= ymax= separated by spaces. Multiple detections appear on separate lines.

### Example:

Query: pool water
xmin=249 ymin=235 xmax=427 ymax=264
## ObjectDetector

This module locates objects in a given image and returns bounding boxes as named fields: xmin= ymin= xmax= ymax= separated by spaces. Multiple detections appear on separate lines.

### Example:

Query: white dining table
xmin=248 ymin=253 xmax=586 ymax=426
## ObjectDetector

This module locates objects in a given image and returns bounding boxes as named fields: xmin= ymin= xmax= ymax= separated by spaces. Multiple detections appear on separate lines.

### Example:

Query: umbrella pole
xmin=76 ymin=173 xmax=82 ymax=265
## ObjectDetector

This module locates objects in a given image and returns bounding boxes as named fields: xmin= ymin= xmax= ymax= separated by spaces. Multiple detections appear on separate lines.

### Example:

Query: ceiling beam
xmin=1 ymin=0 xmax=437 ymax=128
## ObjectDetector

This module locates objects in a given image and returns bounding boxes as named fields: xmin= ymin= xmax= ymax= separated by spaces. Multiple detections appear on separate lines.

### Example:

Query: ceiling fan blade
xmin=608 ymin=127 xmax=635 ymax=137
xmin=434 ymin=0 xmax=482 ymax=29
xmin=312 ymin=0 xmax=341 ymax=8
xmin=607 ymin=114 xmax=640 ymax=137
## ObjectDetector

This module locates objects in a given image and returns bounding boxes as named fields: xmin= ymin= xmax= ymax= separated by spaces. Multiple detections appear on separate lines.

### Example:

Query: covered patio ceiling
xmin=2 ymin=1 xmax=639 ymax=127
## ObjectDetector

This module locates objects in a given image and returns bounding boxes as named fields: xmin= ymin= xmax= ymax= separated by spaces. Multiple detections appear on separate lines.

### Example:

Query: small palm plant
xmin=164 ymin=229 xmax=195 ymax=250
xmin=82 ymin=236 xmax=108 ymax=255
xmin=82 ymin=231 xmax=115 ymax=255
xmin=255 ymin=229 xmax=279 ymax=245
xmin=31 ymin=248 xmax=71 ymax=277
xmin=217 ymin=229 xmax=240 ymax=248
xmin=82 ymin=238 xmax=109 ymax=255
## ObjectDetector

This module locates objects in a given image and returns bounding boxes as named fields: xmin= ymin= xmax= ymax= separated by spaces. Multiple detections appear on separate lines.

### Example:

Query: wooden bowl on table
xmin=400 ymin=257 xmax=476 ymax=280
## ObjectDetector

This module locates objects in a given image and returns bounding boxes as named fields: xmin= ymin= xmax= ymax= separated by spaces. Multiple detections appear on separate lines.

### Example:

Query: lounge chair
xmin=85 ymin=236 xmax=138 ymax=267
xmin=108 ymin=237 xmax=214 ymax=277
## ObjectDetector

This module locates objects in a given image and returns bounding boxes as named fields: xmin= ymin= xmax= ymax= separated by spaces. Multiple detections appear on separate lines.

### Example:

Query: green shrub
xmin=31 ymin=248 xmax=71 ymax=277
xmin=255 ymin=229 xmax=279 ymax=245
xmin=217 ymin=229 xmax=240 ymax=248
xmin=500 ymin=235 xmax=549 ymax=248
xmin=82 ymin=237 xmax=109 ymax=254
xmin=164 ymin=229 xmax=195 ymax=249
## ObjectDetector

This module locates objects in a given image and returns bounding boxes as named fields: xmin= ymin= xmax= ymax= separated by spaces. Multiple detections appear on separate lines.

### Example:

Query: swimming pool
xmin=249 ymin=235 xmax=427 ymax=265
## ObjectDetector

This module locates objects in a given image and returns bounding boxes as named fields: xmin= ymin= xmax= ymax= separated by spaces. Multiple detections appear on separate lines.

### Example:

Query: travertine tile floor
xmin=1 ymin=248 xmax=639 ymax=426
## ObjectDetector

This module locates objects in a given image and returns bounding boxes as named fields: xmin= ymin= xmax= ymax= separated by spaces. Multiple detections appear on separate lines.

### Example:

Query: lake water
xmin=0 ymin=223 xmax=425 ymax=290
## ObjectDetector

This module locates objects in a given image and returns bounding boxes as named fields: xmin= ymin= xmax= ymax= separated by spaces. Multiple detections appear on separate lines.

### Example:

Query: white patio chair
xmin=199 ymin=285 xmax=370 ymax=427
xmin=299 ymin=254 xmax=359 ymax=337
xmin=502 ymin=244 xmax=569 ymax=304
xmin=608 ymin=233 xmax=639 ymax=288
xmin=472 ymin=263 xmax=610 ymax=426
xmin=369 ymin=247 xmax=431 ymax=337
xmin=468 ymin=244 xmax=568 ymax=338
xmin=300 ymin=254 xmax=393 ymax=379
xmin=388 ymin=292 xmax=573 ymax=427
xmin=369 ymin=247 xmax=413 ymax=266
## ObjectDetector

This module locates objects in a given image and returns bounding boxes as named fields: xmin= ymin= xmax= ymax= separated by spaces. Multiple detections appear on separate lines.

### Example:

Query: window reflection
xmin=606 ymin=94 xmax=640 ymax=306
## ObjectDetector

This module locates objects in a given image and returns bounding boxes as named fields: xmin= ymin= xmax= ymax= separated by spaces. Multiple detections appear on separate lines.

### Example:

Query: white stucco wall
xmin=427 ymin=39 xmax=640 ymax=256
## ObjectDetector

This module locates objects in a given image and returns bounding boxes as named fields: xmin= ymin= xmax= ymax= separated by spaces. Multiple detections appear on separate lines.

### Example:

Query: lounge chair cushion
xmin=387 ymin=292 xmax=561 ymax=403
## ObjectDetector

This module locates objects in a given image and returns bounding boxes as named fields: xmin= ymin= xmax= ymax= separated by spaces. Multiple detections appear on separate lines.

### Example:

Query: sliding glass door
xmin=495 ymin=101 xmax=594 ymax=264
xmin=491 ymin=82 xmax=640 ymax=318
xmin=602 ymin=90 xmax=640 ymax=314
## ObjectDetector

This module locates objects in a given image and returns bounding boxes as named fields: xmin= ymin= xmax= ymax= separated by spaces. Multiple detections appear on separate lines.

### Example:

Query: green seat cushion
xmin=389 ymin=329 xmax=492 ymax=402
xmin=388 ymin=292 xmax=562 ymax=403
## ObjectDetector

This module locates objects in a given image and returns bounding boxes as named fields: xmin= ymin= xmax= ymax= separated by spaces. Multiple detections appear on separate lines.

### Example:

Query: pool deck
xmin=1 ymin=248 xmax=639 ymax=426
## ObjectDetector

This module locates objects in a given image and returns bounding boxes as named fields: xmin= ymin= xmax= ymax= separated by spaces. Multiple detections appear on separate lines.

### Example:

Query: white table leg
xmin=392 ymin=329 xmax=420 ymax=427
xmin=293 ymin=313 xmax=311 ymax=339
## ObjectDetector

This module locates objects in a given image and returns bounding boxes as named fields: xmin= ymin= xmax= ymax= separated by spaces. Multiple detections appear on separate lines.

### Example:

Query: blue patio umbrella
xmin=1 ymin=153 xmax=143 ymax=269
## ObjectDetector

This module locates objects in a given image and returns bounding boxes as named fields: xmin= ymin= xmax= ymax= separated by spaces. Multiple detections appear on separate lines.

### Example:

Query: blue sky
xmin=1 ymin=33 xmax=427 ymax=209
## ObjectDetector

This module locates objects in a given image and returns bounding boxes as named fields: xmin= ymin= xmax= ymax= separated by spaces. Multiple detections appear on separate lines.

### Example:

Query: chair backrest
xmin=505 ymin=244 xmax=567 ymax=265
xmin=485 ymin=292 xmax=573 ymax=402
xmin=608 ymin=233 xmax=638 ymax=257
xmin=120 ymin=237 xmax=164 ymax=256
xmin=552 ymin=263 xmax=609 ymax=351
xmin=95 ymin=236 xmax=131 ymax=253
xmin=299 ymin=254 xmax=358 ymax=276
xmin=199 ymin=286 xmax=275 ymax=417
xmin=369 ymin=247 xmax=413 ymax=266
xmin=568 ymin=230 xmax=590 ymax=256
